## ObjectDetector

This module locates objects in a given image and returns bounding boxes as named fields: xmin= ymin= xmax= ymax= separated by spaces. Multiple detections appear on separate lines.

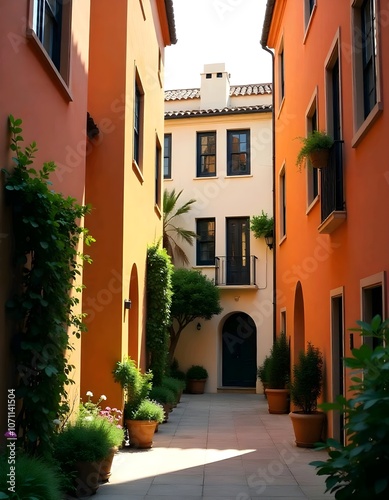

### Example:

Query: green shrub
xmin=257 ymin=355 xmax=271 ymax=385
xmin=0 ymin=453 xmax=62 ymax=499
xmin=250 ymin=211 xmax=274 ymax=239
xmin=162 ymin=376 xmax=186 ymax=400
xmin=290 ymin=343 xmax=323 ymax=414
xmin=149 ymin=386 xmax=176 ymax=405
xmin=296 ymin=130 xmax=334 ymax=169
xmin=311 ymin=316 xmax=389 ymax=498
xmin=267 ymin=332 xmax=290 ymax=389
xmin=130 ymin=399 xmax=164 ymax=423
xmin=186 ymin=365 xmax=208 ymax=380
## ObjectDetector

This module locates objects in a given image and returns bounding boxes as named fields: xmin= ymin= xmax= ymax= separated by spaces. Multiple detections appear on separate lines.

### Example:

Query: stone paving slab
xmin=95 ymin=393 xmax=335 ymax=499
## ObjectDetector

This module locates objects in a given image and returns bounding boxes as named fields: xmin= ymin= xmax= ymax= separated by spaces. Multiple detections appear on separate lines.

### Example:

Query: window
xmin=361 ymin=272 xmax=385 ymax=349
xmin=155 ymin=138 xmax=161 ymax=207
xmin=196 ymin=218 xmax=215 ymax=266
xmin=28 ymin=0 xmax=72 ymax=86
xmin=304 ymin=0 xmax=316 ymax=29
xmin=351 ymin=0 xmax=382 ymax=144
xmin=279 ymin=166 xmax=286 ymax=239
xmin=133 ymin=79 xmax=144 ymax=169
xmin=361 ymin=0 xmax=377 ymax=118
xmin=227 ymin=130 xmax=250 ymax=176
xmin=197 ymin=132 xmax=216 ymax=177
xmin=279 ymin=40 xmax=285 ymax=104
xmin=164 ymin=134 xmax=172 ymax=179
xmin=306 ymin=93 xmax=319 ymax=205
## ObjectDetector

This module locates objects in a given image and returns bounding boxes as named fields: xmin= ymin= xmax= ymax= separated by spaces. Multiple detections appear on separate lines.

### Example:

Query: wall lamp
xmin=196 ymin=322 xmax=201 ymax=331
xmin=265 ymin=231 xmax=274 ymax=250
xmin=124 ymin=299 xmax=132 ymax=310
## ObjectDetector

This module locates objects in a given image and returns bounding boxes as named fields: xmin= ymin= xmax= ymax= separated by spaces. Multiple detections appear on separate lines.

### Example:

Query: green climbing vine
xmin=146 ymin=243 xmax=173 ymax=385
xmin=2 ymin=115 xmax=94 ymax=456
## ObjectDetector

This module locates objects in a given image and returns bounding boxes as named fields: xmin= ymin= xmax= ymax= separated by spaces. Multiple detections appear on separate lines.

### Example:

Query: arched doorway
xmin=293 ymin=281 xmax=305 ymax=364
xmin=222 ymin=312 xmax=257 ymax=387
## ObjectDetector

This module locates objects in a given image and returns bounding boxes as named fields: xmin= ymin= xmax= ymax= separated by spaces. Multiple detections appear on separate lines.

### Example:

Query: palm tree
xmin=163 ymin=188 xmax=197 ymax=265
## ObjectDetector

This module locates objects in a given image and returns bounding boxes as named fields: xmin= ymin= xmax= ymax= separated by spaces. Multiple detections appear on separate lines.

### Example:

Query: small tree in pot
xmin=186 ymin=365 xmax=208 ymax=394
xmin=289 ymin=342 xmax=324 ymax=447
xmin=266 ymin=332 xmax=290 ymax=414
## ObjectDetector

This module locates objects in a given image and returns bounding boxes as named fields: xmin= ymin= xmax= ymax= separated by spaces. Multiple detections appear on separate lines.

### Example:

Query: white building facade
xmin=164 ymin=64 xmax=273 ymax=393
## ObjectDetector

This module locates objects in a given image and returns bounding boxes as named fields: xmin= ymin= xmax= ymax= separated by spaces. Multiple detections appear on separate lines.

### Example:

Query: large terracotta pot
xmin=99 ymin=446 xmax=118 ymax=483
xmin=266 ymin=388 xmax=290 ymax=414
xmin=187 ymin=379 xmax=207 ymax=394
xmin=74 ymin=460 xmax=102 ymax=497
xmin=126 ymin=419 xmax=157 ymax=449
xmin=309 ymin=148 xmax=330 ymax=168
xmin=289 ymin=411 xmax=325 ymax=448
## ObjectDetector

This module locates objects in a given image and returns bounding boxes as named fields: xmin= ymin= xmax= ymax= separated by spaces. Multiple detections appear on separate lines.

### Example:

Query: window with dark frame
xmin=155 ymin=140 xmax=161 ymax=207
xmin=196 ymin=218 xmax=215 ymax=266
xmin=164 ymin=134 xmax=172 ymax=179
xmin=280 ymin=170 xmax=286 ymax=238
xmin=309 ymin=0 xmax=315 ymax=15
xmin=361 ymin=0 xmax=377 ymax=118
xmin=227 ymin=130 xmax=250 ymax=175
xmin=34 ymin=0 xmax=63 ymax=71
xmin=280 ymin=47 xmax=285 ymax=102
xmin=310 ymin=108 xmax=318 ymax=199
xmin=134 ymin=84 xmax=141 ymax=166
xmin=197 ymin=132 xmax=216 ymax=177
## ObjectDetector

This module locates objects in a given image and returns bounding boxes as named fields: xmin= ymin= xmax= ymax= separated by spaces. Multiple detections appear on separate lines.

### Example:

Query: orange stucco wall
xmin=0 ymin=0 xmax=90 ymax=437
xmin=266 ymin=0 xmax=389 ymax=438
xmin=81 ymin=0 xmax=166 ymax=410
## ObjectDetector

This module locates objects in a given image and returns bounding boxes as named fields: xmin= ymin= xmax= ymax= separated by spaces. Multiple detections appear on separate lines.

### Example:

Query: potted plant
xmin=149 ymin=385 xmax=176 ymax=422
xmin=257 ymin=355 xmax=271 ymax=397
xmin=186 ymin=365 xmax=208 ymax=394
xmin=125 ymin=398 xmax=164 ymax=449
xmin=162 ymin=375 xmax=186 ymax=405
xmin=289 ymin=342 xmax=325 ymax=448
xmin=53 ymin=419 xmax=112 ymax=497
xmin=250 ymin=211 xmax=274 ymax=240
xmin=266 ymin=332 xmax=290 ymax=414
xmin=296 ymin=130 xmax=334 ymax=170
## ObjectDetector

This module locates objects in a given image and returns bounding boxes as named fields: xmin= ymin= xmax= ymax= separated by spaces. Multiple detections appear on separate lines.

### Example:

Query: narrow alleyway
xmin=97 ymin=393 xmax=335 ymax=499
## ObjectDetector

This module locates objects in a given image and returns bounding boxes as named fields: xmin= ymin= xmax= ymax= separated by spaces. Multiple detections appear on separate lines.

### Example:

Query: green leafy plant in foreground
xmin=2 ymin=115 xmax=93 ymax=455
xmin=310 ymin=315 xmax=389 ymax=499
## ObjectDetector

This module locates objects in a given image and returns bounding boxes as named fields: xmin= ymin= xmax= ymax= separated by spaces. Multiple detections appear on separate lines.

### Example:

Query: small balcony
xmin=319 ymin=140 xmax=346 ymax=234
xmin=215 ymin=255 xmax=258 ymax=287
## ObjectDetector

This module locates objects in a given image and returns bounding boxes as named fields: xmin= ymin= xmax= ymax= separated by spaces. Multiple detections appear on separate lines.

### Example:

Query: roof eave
xmin=260 ymin=0 xmax=276 ymax=47
xmin=165 ymin=107 xmax=272 ymax=119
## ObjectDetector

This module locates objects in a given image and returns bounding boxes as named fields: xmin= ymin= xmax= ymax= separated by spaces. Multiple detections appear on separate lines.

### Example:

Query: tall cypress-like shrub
xmin=146 ymin=244 xmax=173 ymax=385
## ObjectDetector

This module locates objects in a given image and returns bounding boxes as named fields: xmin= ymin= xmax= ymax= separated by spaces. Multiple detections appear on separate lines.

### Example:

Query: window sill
xmin=351 ymin=101 xmax=383 ymax=148
xmin=217 ymin=284 xmax=258 ymax=290
xmin=306 ymin=195 xmax=320 ymax=215
xmin=154 ymin=204 xmax=162 ymax=218
xmin=277 ymin=96 xmax=285 ymax=119
xmin=26 ymin=28 xmax=73 ymax=102
xmin=194 ymin=175 xmax=218 ymax=180
xmin=132 ymin=160 xmax=144 ymax=184
xmin=303 ymin=4 xmax=317 ymax=45
xmin=318 ymin=210 xmax=347 ymax=234
xmin=225 ymin=174 xmax=253 ymax=179
xmin=192 ymin=265 xmax=216 ymax=269
xmin=279 ymin=234 xmax=287 ymax=246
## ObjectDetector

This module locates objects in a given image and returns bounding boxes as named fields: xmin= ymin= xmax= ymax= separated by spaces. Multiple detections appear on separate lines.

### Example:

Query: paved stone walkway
xmin=97 ymin=393 xmax=335 ymax=499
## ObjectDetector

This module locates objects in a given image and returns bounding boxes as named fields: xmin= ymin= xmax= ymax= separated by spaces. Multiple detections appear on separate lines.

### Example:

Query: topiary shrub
xmin=186 ymin=365 xmax=208 ymax=380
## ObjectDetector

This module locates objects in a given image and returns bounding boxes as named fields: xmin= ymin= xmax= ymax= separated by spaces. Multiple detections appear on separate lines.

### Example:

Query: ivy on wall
xmin=2 ymin=116 xmax=94 ymax=455
xmin=146 ymin=244 xmax=173 ymax=385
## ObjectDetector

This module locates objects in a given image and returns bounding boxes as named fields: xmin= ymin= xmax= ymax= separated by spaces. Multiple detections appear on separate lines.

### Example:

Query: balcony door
xmin=226 ymin=217 xmax=250 ymax=285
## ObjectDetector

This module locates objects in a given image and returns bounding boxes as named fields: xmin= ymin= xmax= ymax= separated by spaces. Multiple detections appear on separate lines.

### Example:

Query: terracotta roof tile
xmin=165 ymin=104 xmax=272 ymax=119
xmin=164 ymin=83 xmax=272 ymax=101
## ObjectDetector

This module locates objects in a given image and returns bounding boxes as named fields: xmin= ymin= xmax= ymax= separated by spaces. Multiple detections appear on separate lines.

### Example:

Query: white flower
xmin=84 ymin=416 xmax=93 ymax=421
xmin=53 ymin=419 xmax=61 ymax=425
xmin=100 ymin=395 xmax=107 ymax=401
xmin=86 ymin=391 xmax=93 ymax=397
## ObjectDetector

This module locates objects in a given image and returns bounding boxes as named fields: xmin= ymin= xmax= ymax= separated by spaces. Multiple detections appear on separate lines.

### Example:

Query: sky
xmin=164 ymin=0 xmax=272 ymax=90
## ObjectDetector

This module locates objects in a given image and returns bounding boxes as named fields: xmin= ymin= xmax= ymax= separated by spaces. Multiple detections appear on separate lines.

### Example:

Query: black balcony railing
xmin=320 ymin=140 xmax=345 ymax=222
xmin=215 ymin=255 xmax=257 ymax=286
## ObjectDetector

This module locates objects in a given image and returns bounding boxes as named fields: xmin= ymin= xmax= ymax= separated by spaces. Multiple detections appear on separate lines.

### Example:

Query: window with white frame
xmin=351 ymin=0 xmax=382 ymax=144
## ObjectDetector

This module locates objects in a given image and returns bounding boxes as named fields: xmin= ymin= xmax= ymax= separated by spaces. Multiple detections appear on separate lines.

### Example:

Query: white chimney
xmin=200 ymin=63 xmax=230 ymax=110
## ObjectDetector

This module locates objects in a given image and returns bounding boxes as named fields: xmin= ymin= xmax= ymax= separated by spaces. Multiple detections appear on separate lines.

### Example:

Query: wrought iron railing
xmin=320 ymin=140 xmax=345 ymax=222
xmin=215 ymin=255 xmax=258 ymax=286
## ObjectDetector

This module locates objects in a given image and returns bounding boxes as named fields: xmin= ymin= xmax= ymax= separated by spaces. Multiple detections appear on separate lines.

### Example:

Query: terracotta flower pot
xmin=187 ymin=379 xmax=207 ymax=394
xmin=309 ymin=148 xmax=330 ymax=169
xmin=74 ymin=460 xmax=102 ymax=497
xmin=289 ymin=411 xmax=325 ymax=448
xmin=125 ymin=419 xmax=157 ymax=449
xmin=266 ymin=388 xmax=290 ymax=414
xmin=99 ymin=446 xmax=118 ymax=483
